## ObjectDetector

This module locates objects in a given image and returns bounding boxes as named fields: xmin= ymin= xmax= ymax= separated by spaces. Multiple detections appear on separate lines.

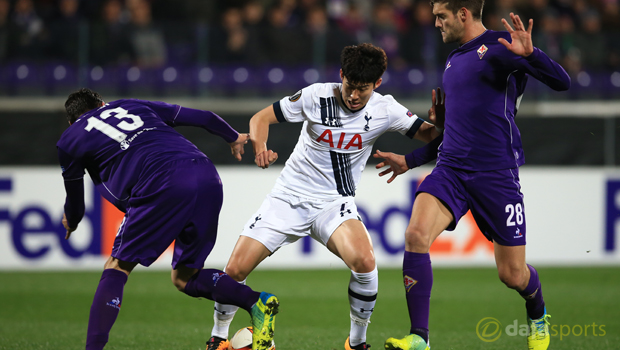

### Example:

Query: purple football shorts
xmin=416 ymin=164 xmax=526 ymax=246
xmin=111 ymin=157 xmax=223 ymax=268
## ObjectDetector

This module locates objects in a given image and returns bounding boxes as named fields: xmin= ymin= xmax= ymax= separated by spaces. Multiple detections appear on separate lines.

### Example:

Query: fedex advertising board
xmin=1 ymin=166 xmax=619 ymax=270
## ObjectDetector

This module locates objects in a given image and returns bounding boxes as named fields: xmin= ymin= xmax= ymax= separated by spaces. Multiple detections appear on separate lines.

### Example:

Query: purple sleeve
xmin=405 ymin=133 xmax=443 ymax=169
xmin=172 ymin=107 xmax=239 ymax=143
xmin=513 ymin=47 xmax=571 ymax=91
xmin=57 ymin=147 xmax=85 ymax=228
xmin=63 ymin=179 xmax=85 ymax=228
xmin=141 ymin=100 xmax=239 ymax=143
xmin=138 ymin=99 xmax=179 ymax=118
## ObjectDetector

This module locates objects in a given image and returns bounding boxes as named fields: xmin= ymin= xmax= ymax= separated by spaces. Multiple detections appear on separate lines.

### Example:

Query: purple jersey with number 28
xmin=417 ymin=30 xmax=570 ymax=245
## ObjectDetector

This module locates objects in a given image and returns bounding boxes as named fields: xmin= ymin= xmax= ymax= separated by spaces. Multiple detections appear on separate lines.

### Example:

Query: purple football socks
xmin=403 ymin=251 xmax=432 ymax=343
xmin=86 ymin=269 xmax=128 ymax=350
xmin=519 ymin=264 xmax=546 ymax=320
xmin=184 ymin=269 xmax=260 ymax=312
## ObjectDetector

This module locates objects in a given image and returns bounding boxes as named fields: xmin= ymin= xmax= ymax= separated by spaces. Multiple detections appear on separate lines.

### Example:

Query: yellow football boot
xmin=384 ymin=334 xmax=429 ymax=350
xmin=527 ymin=310 xmax=551 ymax=350
xmin=251 ymin=292 xmax=279 ymax=350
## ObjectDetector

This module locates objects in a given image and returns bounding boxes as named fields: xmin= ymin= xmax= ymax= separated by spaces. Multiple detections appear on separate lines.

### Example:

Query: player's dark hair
xmin=430 ymin=0 xmax=485 ymax=20
xmin=340 ymin=43 xmax=387 ymax=85
xmin=65 ymin=88 xmax=104 ymax=124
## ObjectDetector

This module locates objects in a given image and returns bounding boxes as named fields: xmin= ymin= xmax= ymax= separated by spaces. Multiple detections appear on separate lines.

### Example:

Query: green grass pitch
xmin=0 ymin=267 xmax=618 ymax=350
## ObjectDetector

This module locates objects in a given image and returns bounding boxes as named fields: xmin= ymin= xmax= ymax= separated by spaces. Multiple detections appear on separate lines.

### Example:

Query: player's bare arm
xmin=229 ymin=133 xmax=250 ymax=161
xmin=498 ymin=12 xmax=534 ymax=57
xmin=374 ymin=87 xmax=445 ymax=184
xmin=249 ymin=105 xmax=279 ymax=169
xmin=412 ymin=122 xmax=440 ymax=143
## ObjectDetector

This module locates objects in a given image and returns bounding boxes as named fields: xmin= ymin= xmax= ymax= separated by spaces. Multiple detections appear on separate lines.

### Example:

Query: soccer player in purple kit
xmin=374 ymin=1 xmax=570 ymax=350
xmin=57 ymin=88 xmax=279 ymax=350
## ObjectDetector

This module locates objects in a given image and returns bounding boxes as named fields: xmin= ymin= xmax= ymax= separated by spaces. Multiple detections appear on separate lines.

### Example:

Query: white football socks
xmin=348 ymin=267 xmax=378 ymax=347
xmin=211 ymin=279 xmax=246 ymax=339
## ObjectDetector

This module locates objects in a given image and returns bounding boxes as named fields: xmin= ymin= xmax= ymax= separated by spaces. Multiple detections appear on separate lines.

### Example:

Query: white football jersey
xmin=271 ymin=82 xmax=425 ymax=200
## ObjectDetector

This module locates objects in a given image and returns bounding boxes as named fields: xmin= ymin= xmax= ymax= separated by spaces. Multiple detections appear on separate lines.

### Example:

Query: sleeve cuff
xmin=524 ymin=47 xmax=541 ymax=62
xmin=405 ymin=118 xmax=425 ymax=139
xmin=223 ymin=130 xmax=239 ymax=144
xmin=405 ymin=152 xmax=417 ymax=169
xmin=273 ymin=101 xmax=287 ymax=123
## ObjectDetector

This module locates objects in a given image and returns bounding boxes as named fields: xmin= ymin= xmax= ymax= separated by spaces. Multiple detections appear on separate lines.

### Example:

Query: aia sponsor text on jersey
xmin=316 ymin=130 xmax=363 ymax=150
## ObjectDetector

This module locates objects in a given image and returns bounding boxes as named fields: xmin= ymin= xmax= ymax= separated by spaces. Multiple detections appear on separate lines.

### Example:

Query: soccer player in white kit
xmin=207 ymin=43 xmax=442 ymax=350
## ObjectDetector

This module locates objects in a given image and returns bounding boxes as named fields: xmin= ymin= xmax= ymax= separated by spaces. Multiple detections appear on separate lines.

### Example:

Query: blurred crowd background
xmin=0 ymin=0 xmax=619 ymax=98
xmin=0 ymin=0 xmax=619 ymax=167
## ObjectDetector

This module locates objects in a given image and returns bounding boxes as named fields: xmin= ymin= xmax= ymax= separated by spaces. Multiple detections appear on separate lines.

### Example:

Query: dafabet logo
xmin=476 ymin=317 xmax=606 ymax=342
xmin=476 ymin=317 xmax=502 ymax=342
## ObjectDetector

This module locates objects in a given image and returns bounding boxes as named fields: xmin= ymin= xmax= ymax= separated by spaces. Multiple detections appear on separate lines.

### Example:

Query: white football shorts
xmin=240 ymin=190 xmax=362 ymax=253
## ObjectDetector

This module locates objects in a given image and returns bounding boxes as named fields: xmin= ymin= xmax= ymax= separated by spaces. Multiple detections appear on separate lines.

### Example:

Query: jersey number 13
xmin=84 ymin=107 xmax=144 ymax=142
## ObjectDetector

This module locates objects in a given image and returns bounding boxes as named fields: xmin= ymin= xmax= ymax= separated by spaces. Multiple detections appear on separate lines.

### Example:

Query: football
xmin=229 ymin=327 xmax=275 ymax=350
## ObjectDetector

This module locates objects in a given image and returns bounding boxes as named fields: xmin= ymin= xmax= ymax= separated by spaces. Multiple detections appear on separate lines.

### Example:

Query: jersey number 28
xmin=505 ymin=203 xmax=524 ymax=226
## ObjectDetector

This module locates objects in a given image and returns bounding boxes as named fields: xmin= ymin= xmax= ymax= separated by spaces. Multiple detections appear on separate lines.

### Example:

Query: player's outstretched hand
xmin=428 ymin=87 xmax=445 ymax=129
xmin=255 ymin=149 xmax=278 ymax=169
xmin=230 ymin=133 xmax=250 ymax=161
xmin=373 ymin=149 xmax=408 ymax=184
xmin=498 ymin=12 xmax=534 ymax=57
xmin=62 ymin=213 xmax=77 ymax=240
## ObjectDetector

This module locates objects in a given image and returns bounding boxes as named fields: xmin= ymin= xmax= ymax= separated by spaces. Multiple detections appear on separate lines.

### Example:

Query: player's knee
xmin=171 ymin=266 xmax=202 ymax=292
xmin=498 ymin=269 xmax=526 ymax=290
xmin=171 ymin=274 xmax=189 ymax=292
xmin=223 ymin=264 xmax=248 ymax=282
xmin=172 ymin=279 xmax=186 ymax=292
xmin=349 ymin=254 xmax=376 ymax=273
xmin=405 ymin=224 xmax=432 ymax=252
xmin=103 ymin=257 xmax=136 ymax=275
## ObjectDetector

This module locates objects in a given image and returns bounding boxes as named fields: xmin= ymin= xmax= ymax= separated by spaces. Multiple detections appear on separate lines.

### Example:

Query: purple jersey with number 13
xmin=57 ymin=99 xmax=237 ymax=218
